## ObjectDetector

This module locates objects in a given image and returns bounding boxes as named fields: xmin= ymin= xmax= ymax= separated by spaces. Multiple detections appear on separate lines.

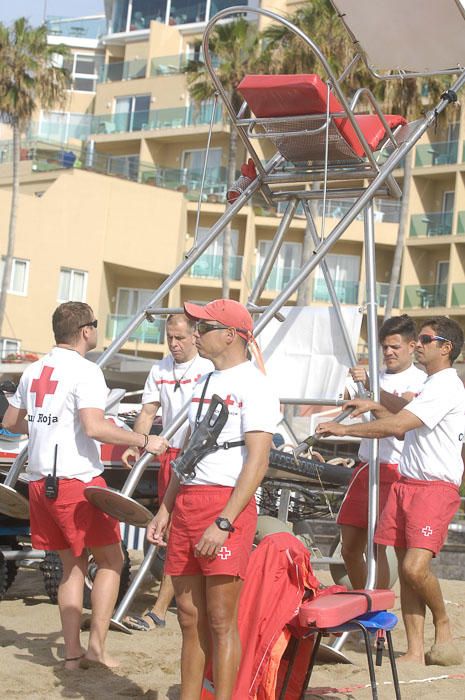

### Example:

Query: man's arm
xmin=121 ymin=402 xmax=160 ymax=467
xmin=316 ymin=407 xmax=423 ymax=441
xmin=79 ymin=407 xmax=167 ymax=454
xmin=194 ymin=431 xmax=273 ymax=557
xmin=3 ymin=406 xmax=28 ymax=435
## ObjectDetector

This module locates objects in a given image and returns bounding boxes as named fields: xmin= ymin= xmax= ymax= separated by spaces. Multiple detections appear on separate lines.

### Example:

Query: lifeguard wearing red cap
xmin=184 ymin=299 xmax=266 ymax=374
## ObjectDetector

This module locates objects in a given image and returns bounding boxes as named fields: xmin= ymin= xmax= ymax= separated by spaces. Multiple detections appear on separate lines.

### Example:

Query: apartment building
xmin=0 ymin=0 xmax=464 ymax=373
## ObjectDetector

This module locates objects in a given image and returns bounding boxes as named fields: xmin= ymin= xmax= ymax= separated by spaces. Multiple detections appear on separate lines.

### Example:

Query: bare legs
xmin=173 ymin=574 xmax=243 ymax=700
xmin=340 ymin=524 xmax=391 ymax=589
xmin=395 ymin=547 xmax=455 ymax=664
xmin=58 ymin=542 xmax=123 ymax=669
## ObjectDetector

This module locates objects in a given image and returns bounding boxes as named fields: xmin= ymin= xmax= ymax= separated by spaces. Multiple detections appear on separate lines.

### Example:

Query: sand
xmin=1 ymin=554 xmax=464 ymax=699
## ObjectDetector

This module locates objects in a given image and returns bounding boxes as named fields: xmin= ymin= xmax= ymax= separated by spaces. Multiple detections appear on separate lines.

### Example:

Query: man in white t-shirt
xmin=317 ymin=316 xmax=465 ymax=667
xmin=147 ymin=299 xmax=280 ymax=700
xmin=3 ymin=302 xmax=167 ymax=670
xmin=340 ymin=315 xmax=426 ymax=588
xmin=121 ymin=314 xmax=213 ymax=631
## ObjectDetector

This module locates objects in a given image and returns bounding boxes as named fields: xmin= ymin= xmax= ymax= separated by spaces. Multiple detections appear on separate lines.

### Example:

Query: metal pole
xmin=363 ymin=203 xmax=380 ymax=590
xmin=111 ymin=544 xmax=158 ymax=629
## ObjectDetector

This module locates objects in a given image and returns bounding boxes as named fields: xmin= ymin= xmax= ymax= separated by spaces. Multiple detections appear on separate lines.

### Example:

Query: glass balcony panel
xmin=415 ymin=140 xmax=458 ymax=167
xmin=169 ymin=1 xmax=207 ymax=25
xmin=188 ymin=254 xmax=242 ymax=281
xmin=403 ymin=284 xmax=448 ymax=309
xmin=375 ymin=283 xmax=400 ymax=308
xmin=46 ymin=16 xmax=107 ymax=39
xmin=151 ymin=55 xmax=187 ymax=76
xmin=210 ymin=1 xmax=248 ymax=18
xmin=409 ymin=211 xmax=453 ymax=237
xmin=259 ymin=266 xmax=297 ymax=292
xmin=312 ymin=279 xmax=359 ymax=304
xmin=452 ymin=283 xmax=465 ymax=306
xmin=457 ymin=211 xmax=465 ymax=234
xmin=106 ymin=315 xmax=165 ymax=344
xmin=100 ymin=59 xmax=147 ymax=82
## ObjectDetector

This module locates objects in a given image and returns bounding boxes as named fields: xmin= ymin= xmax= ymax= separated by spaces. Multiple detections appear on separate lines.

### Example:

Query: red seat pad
xmin=298 ymin=589 xmax=395 ymax=628
xmin=237 ymin=74 xmax=406 ymax=157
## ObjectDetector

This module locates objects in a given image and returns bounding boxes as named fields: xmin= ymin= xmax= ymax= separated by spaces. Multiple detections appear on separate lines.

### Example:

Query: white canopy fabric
xmin=331 ymin=0 xmax=465 ymax=74
xmin=258 ymin=305 xmax=363 ymax=400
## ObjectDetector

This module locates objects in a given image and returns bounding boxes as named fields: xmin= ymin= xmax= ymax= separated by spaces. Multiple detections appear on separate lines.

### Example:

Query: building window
xmin=257 ymin=241 xmax=302 ymax=291
xmin=116 ymin=287 xmax=153 ymax=316
xmin=114 ymin=95 xmax=151 ymax=132
xmin=0 ymin=257 xmax=29 ymax=295
xmin=0 ymin=338 xmax=20 ymax=361
xmin=64 ymin=52 xmax=103 ymax=93
xmin=313 ymin=253 xmax=360 ymax=304
xmin=58 ymin=268 xmax=87 ymax=302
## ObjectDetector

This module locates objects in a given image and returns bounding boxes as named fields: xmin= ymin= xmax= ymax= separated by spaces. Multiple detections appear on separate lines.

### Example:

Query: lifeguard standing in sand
xmin=147 ymin=299 xmax=280 ymax=699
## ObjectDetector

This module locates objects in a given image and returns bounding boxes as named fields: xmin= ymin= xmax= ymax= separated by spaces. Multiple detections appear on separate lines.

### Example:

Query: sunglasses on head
xmin=78 ymin=319 xmax=98 ymax=329
xmin=418 ymin=333 xmax=449 ymax=345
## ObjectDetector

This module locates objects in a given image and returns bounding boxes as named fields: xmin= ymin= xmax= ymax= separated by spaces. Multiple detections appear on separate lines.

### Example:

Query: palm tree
xmin=0 ymin=18 xmax=70 ymax=339
xmin=185 ymin=18 xmax=261 ymax=298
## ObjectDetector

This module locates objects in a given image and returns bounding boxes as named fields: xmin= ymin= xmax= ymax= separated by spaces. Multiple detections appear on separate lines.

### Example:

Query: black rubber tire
xmin=40 ymin=551 xmax=62 ymax=604
xmin=142 ymin=539 xmax=166 ymax=582
xmin=268 ymin=449 xmax=352 ymax=487
xmin=257 ymin=479 xmax=342 ymax=522
xmin=328 ymin=531 xmax=398 ymax=589
xmin=41 ymin=544 xmax=131 ymax=608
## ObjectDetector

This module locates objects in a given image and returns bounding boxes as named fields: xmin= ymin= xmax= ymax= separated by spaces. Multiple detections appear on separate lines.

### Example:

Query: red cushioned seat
xmin=237 ymin=74 xmax=406 ymax=158
xmin=298 ymin=589 xmax=395 ymax=628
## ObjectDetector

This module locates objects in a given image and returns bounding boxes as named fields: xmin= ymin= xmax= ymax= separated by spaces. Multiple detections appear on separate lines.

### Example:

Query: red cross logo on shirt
xmin=31 ymin=366 xmax=58 ymax=407
xmin=217 ymin=546 xmax=232 ymax=560
xmin=421 ymin=525 xmax=433 ymax=537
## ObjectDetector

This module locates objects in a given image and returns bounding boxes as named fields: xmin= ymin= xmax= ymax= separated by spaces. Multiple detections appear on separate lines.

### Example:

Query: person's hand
xmin=121 ymin=446 xmax=140 ymax=469
xmin=343 ymin=398 xmax=378 ymax=417
xmin=315 ymin=421 xmax=348 ymax=438
xmin=146 ymin=505 xmax=170 ymax=547
xmin=349 ymin=365 xmax=369 ymax=389
xmin=194 ymin=522 xmax=229 ymax=559
xmin=146 ymin=435 xmax=169 ymax=455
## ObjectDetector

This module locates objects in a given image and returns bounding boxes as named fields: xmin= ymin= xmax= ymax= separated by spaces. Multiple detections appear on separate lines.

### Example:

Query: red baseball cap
xmin=184 ymin=299 xmax=253 ymax=340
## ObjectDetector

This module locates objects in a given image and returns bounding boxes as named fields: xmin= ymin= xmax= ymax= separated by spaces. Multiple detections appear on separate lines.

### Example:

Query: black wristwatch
xmin=215 ymin=517 xmax=235 ymax=533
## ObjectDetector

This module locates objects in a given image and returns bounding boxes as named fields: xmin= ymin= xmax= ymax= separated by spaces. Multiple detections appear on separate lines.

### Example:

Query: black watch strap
xmin=215 ymin=516 xmax=235 ymax=532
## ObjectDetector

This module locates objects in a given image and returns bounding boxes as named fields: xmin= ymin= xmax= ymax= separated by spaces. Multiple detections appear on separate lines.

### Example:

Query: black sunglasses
xmin=79 ymin=319 xmax=98 ymax=329
xmin=418 ymin=333 xmax=449 ymax=345
xmin=195 ymin=321 xmax=228 ymax=335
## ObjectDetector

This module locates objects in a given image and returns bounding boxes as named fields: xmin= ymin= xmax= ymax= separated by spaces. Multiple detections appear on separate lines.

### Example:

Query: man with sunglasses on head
xmin=121 ymin=314 xmax=213 ymax=631
xmin=317 ymin=316 xmax=465 ymax=667
xmin=340 ymin=315 xmax=426 ymax=589
xmin=3 ymin=302 xmax=168 ymax=670
xmin=146 ymin=299 xmax=280 ymax=700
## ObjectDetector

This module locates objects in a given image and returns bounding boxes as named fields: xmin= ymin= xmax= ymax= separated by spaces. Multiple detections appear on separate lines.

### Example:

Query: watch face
xmin=216 ymin=517 xmax=231 ymax=531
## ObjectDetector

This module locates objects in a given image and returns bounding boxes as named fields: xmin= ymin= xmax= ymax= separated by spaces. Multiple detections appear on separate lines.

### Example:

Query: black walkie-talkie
xmin=45 ymin=444 xmax=59 ymax=500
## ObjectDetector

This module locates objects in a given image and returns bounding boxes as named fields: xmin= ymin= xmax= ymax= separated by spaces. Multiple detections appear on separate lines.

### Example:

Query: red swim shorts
xmin=165 ymin=485 xmax=257 ymax=578
xmin=374 ymin=476 xmax=460 ymax=556
xmin=157 ymin=447 xmax=182 ymax=503
xmin=337 ymin=462 xmax=400 ymax=529
xmin=28 ymin=475 xmax=121 ymax=557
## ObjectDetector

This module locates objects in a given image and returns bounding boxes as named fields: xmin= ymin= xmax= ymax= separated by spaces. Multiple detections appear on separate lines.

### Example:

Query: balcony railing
xmin=276 ymin=198 xmax=401 ymax=223
xmin=150 ymin=54 xmax=220 ymax=77
xmin=312 ymin=279 xmax=359 ymax=304
xmin=415 ymin=140 xmax=458 ymax=167
xmin=92 ymin=104 xmax=223 ymax=135
xmin=409 ymin=211 xmax=453 ymax=237
xmin=403 ymin=284 xmax=448 ymax=309
xmin=46 ymin=15 xmax=107 ymax=39
xmin=106 ymin=315 xmax=165 ymax=344
xmin=457 ymin=211 xmax=465 ymax=234
xmin=141 ymin=165 xmax=227 ymax=201
xmin=99 ymin=59 xmax=147 ymax=82
xmin=188 ymin=254 xmax=243 ymax=281
xmin=451 ymin=284 xmax=465 ymax=306
xmin=254 ymin=266 xmax=297 ymax=292
xmin=375 ymin=283 xmax=400 ymax=308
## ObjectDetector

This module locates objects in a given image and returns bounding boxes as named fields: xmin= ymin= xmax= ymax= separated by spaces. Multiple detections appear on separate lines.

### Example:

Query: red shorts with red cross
xmin=165 ymin=485 xmax=257 ymax=578
xmin=374 ymin=476 xmax=461 ymax=556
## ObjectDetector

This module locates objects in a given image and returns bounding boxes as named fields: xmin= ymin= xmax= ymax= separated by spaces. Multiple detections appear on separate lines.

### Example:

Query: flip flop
xmin=124 ymin=611 xmax=166 ymax=631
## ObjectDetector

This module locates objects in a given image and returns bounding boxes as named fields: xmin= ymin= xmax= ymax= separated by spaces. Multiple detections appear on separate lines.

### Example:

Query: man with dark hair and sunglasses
xmin=340 ymin=315 xmax=426 ymax=589
xmin=3 ymin=302 xmax=168 ymax=670
xmin=317 ymin=316 xmax=465 ymax=667
xmin=121 ymin=313 xmax=213 ymax=631
xmin=147 ymin=299 xmax=280 ymax=700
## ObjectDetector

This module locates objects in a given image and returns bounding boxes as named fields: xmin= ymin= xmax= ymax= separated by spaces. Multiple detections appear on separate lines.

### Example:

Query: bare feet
xmin=397 ymin=652 xmax=425 ymax=665
xmin=64 ymin=647 xmax=86 ymax=670
xmin=425 ymin=642 xmax=463 ymax=666
xmin=80 ymin=652 xmax=119 ymax=669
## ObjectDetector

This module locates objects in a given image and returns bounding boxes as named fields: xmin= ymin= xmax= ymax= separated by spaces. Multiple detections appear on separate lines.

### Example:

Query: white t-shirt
xmin=401 ymin=368 xmax=465 ymax=486
xmin=9 ymin=347 xmax=108 ymax=482
xmin=142 ymin=353 xmax=213 ymax=449
xmin=347 ymin=364 xmax=426 ymax=463
xmin=186 ymin=361 xmax=280 ymax=487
